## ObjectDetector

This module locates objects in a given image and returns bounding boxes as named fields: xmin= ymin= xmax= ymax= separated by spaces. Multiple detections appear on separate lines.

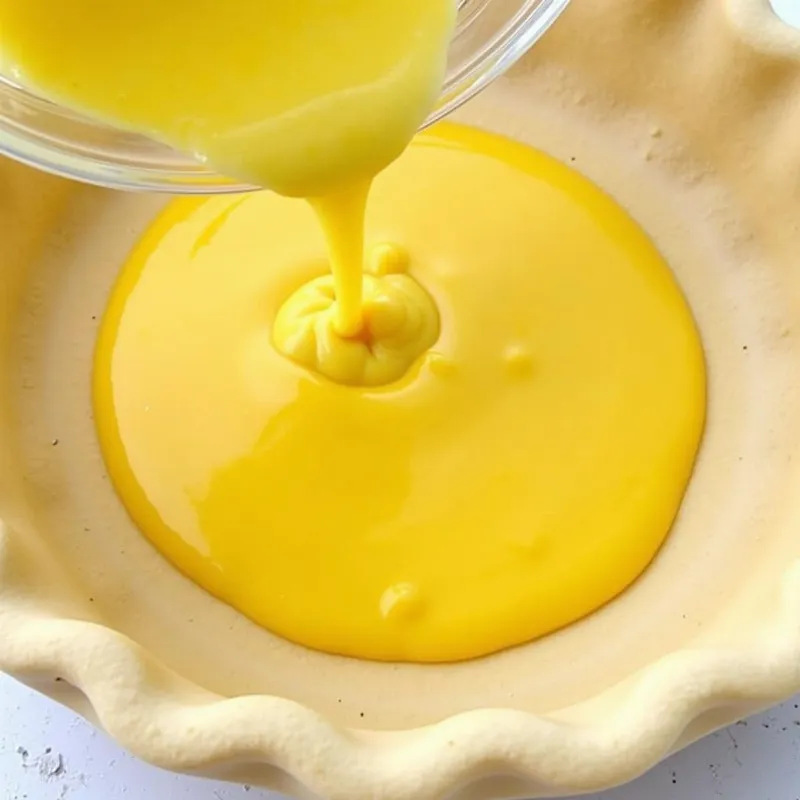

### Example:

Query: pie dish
xmin=1 ymin=0 xmax=800 ymax=798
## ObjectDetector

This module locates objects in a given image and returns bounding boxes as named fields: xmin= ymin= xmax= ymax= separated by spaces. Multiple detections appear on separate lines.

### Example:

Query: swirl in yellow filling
xmin=274 ymin=245 xmax=438 ymax=386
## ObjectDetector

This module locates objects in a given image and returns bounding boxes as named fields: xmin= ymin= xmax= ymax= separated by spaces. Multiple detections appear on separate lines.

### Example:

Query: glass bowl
xmin=0 ymin=0 xmax=570 ymax=193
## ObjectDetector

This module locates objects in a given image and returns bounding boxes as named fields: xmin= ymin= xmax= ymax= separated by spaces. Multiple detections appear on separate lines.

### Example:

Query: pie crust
xmin=1 ymin=0 xmax=799 ymax=797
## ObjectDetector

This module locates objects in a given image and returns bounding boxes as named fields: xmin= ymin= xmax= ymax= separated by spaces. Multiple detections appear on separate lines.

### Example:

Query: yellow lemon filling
xmin=93 ymin=124 xmax=706 ymax=663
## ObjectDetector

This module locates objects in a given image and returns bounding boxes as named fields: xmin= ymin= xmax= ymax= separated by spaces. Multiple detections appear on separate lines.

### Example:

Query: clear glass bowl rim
xmin=0 ymin=0 xmax=570 ymax=194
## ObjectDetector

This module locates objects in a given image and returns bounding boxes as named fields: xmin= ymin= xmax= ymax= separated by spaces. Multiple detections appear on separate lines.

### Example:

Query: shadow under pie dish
xmin=1 ymin=0 xmax=800 ymax=798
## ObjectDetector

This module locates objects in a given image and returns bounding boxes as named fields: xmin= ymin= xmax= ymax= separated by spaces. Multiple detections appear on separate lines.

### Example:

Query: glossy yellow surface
xmin=94 ymin=124 xmax=706 ymax=663
xmin=0 ymin=0 xmax=455 ymax=196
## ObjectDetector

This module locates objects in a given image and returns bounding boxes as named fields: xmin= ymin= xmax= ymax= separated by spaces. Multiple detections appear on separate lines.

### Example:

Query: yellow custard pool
xmin=93 ymin=123 xmax=706 ymax=663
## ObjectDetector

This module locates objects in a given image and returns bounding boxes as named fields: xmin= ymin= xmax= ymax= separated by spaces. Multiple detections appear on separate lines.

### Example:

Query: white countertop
xmin=2 ymin=673 xmax=800 ymax=800
xmin=771 ymin=0 xmax=799 ymax=26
